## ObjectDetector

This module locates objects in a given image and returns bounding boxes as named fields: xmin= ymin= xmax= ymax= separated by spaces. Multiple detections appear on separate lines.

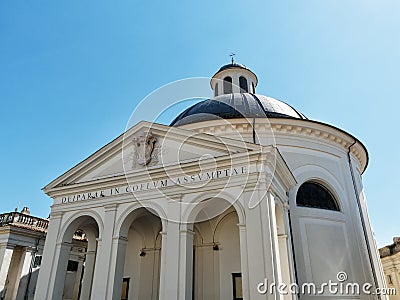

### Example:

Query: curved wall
xmin=179 ymin=117 xmax=382 ymax=296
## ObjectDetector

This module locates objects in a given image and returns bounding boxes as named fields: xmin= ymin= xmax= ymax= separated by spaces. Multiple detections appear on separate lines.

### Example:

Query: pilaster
xmin=238 ymin=223 xmax=250 ymax=300
xmin=0 ymin=244 xmax=13 ymax=299
xmin=34 ymin=211 xmax=64 ymax=300
xmin=15 ymin=247 xmax=35 ymax=300
xmin=91 ymin=204 xmax=118 ymax=300
xmin=159 ymin=198 xmax=196 ymax=300
xmin=80 ymin=249 xmax=96 ymax=300
xmin=158 ymin=231 xmax=168 ymax=299
xmin=242 ymin=188 xmax=277 ymax=299
xmin=178 ymin=227 xmax=194 ymax=300
xmin=72 ymin=256 xmax=85 ymax=300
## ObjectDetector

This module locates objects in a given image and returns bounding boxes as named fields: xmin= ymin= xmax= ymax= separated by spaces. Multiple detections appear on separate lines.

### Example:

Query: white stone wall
xmin=180 ymin=117 xmax=385 ymax=299
xmin=33 ymin=119 xmax=384 ymax=300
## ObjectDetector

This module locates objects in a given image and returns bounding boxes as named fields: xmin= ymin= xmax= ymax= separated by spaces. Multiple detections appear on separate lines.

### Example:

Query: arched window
xmin=239 ymin=76 xmax=248 ymax=92
xmin=223 ymin=76 xmax=232 ymax=94
xmin=214 ymin=83 xmax=219 ymax=97
xmin=296 ymin=181 xmax=339 ymax=211
xmin=252 ymin=82 xmax=256 ymax=93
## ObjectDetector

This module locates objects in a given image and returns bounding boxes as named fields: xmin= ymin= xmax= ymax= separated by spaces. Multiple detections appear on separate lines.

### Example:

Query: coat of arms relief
xmin=132 ymin=131 xmax=157 ymax=167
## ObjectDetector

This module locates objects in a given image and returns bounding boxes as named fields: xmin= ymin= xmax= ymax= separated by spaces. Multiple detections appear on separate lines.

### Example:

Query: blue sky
xmin=0 ymin=0 xmax=399 ymax=247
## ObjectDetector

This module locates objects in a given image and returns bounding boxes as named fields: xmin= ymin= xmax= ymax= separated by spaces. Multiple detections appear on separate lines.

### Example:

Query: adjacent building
xmin=380 ymin=238 xmax=400 ymax=300
xmin=0 ymin=209 xmax=86 ymax=300
xmin=0 ymin=208 xmax=47 ymax=300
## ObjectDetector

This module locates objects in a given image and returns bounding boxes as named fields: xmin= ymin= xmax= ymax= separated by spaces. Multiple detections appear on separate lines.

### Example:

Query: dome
xmin=217 ymin=62 xmax=248 ymax=72
xmin=170 ymin=93 xmax=307 ymax=126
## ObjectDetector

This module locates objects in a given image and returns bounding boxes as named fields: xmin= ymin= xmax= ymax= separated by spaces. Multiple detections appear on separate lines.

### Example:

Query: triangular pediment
xmin=44 ymin=121 xmax=261 ymax=193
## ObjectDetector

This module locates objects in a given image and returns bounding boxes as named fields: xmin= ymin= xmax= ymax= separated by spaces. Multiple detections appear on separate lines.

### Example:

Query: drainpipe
xmin=347 ymin=141 xmax=380 ymax=299
xmin=252 ymin=118 xmax=256 ymax=144
xmin=287 ymin=209 xmax=300 ymax=299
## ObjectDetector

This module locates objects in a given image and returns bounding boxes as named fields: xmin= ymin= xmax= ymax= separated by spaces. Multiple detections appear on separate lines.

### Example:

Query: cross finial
xmin=230 ymin=53 xmax=235 ymax=64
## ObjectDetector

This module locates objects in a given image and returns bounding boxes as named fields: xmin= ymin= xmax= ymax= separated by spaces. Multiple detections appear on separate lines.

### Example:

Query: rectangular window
xmin=33 ymin=255 xmax=42 ymax=268
xmin=121 ymin=278 xmax=130 ymax=300
xmin=67 ymin=260 xmax=79 ymax=272
xmin=232 ymin=273 xmax=243 ymax=300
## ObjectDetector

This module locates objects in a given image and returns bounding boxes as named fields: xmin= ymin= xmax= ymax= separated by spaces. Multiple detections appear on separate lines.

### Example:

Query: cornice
xmin=0 ymin=226 xmax=46 ymax=240
xmin=269 ymin=119 xmax=367 ymax=171
xmin=50 ymin=172 xmax=261 ymax=213
xmin=179 ymin=118 xmax=368 ymax=173
xmin=45 ymin=150 xmax=263 ymax=198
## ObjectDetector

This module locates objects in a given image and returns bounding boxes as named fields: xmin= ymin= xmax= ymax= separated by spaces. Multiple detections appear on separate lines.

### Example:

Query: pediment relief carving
xmin=131 ymin=130 xmax=159 ymax=168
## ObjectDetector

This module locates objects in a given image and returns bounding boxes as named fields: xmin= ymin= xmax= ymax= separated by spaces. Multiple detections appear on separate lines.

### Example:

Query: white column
xmin=107 ymin=236 xmax=128 ymax=300
xmin=34 ymin=211 xmax=64 ymax=300
xmin=50 ymin=241 xmax=72 ymax=299
xmin=90 ymin=204 xmax=117 ymax=300
xmin=80 ymin=249 xmax=96 ymax=300
xmin=178 ymin=227 xmax=194 ymax=300
xmin=159 ymin=220 xmax=180 ymax=300
xmin=31 ymin=240 xmax=70 ymax=300
xmin=72 ymin=257 xmax=85 ymax=300
xmin=4 ymin=247 xmax=25 ymax=300
xmin=242 ymin=189 xmax=277 ymax=299
xmin=159 ymin=198 xmax=195 ymax=300
xmin=212 ymin=244 xmax=220 ymax=298
xmin=152 ymin=247 xmax=161 ymax=300
xmin=232 ymin=75 xmax=240 ymax=93
xmin=158 ymin=231 xmax=167 ymax=298
xmin=15 ymin=247 xmax=35 ymax=300
xmin=159 ymin=225 xmax=194 ymax=300
xmin=238 ymin=224 xmax=250 ymax=300
xmin=268 ymin=195 xmax=284 ymax=300
xmin=159 ymin=199 xmax=181 ymax=300
xmin=0 ymin=244 xmax=13 ymax=299
xmin=277 ymin=234 xmax=292 ymax=300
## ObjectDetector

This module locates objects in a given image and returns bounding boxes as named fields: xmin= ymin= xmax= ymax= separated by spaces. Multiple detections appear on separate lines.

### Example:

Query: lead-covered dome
xmin=216 ymin=62 xmax=251 ymax=73
xmin=170 ymin=93 xmax=306 ymax=126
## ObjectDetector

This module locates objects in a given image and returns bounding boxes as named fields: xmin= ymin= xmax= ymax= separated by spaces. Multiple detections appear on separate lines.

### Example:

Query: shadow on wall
xmin=0 ymin=268 xmax=40 ymax=300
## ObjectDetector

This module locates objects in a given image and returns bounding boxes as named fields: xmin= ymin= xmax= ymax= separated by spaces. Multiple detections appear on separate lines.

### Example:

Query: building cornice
xmin=179 ymin=117 xmax=368 ymax=173
xmin=45 ymin=150 xmax=263 ymax=199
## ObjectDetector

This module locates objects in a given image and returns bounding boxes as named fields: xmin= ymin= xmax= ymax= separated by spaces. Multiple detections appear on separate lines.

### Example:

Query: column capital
xmin=167 ymin=194 xmax=183 ymax=203
xmin=0 ymin=242 xmax=12 ymax=249
xmin=25 ymin=246 xmax=38 ymax=253
xmin=104 ymin=204 xmax=118 ymax=211
xmin=180 ymin=229 xmax=195 ymax=236
xmin=242 ymin=181 xmax=257 ymax=192
xmin=112 ymin=236 xmax=128 ymax=242
xmin=50 ymin=211 xmax=63 ymax=219
xmin=284 ymin=202 xmax=290 ymax=210
xmin=278 ymin=200 xmax=290 ymax=211
xmin=56 ymin=241 xmax=72 ymax=247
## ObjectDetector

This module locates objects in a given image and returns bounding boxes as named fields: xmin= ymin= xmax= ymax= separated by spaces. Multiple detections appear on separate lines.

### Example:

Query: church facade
xmin=34 ymin=62 xmax=387 ymax=300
